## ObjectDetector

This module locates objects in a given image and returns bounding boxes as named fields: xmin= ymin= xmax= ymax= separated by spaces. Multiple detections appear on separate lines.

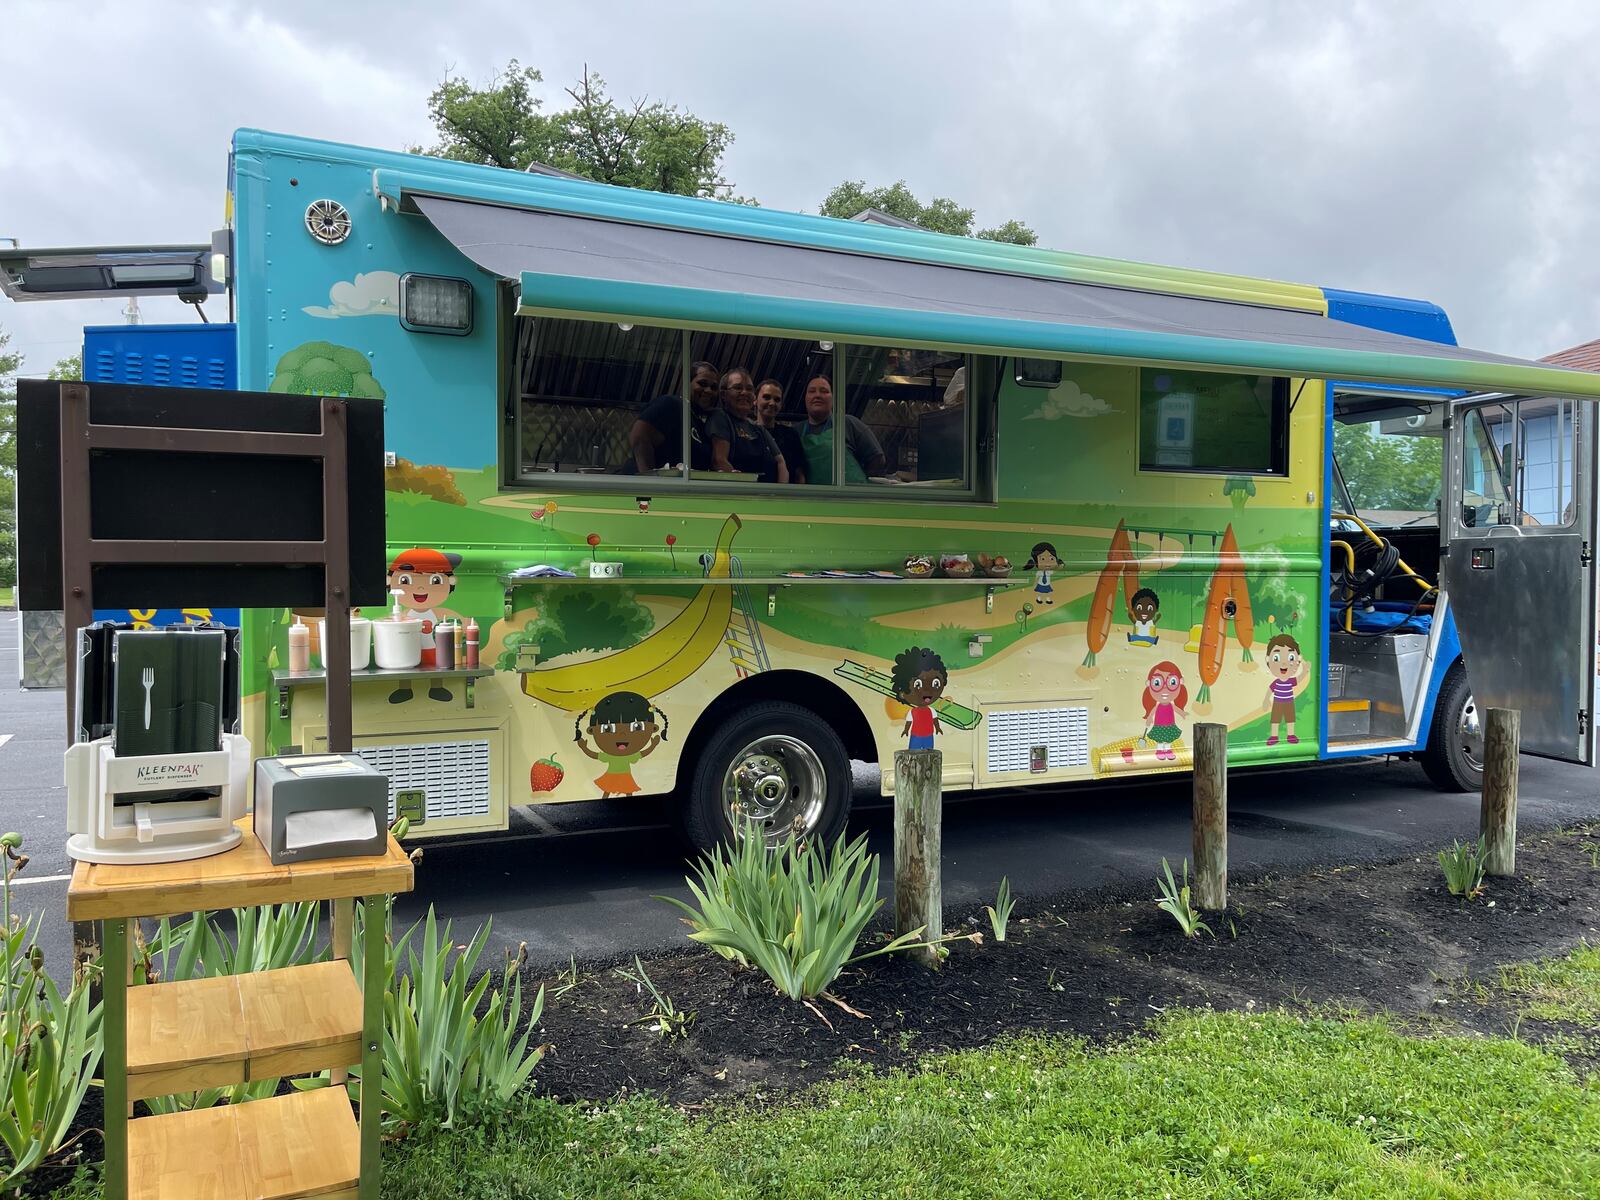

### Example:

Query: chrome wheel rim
xmin=723 ymin=735 xmax=827 ymax=846
xmin=1458 ymin=692 xmax=1483 ymax=771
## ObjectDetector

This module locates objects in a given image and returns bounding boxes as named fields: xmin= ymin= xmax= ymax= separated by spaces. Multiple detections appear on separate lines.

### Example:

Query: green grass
xmin=376 ymin=1010 xmax=1600 ymax=1199
xmin=1498 ymin=941 xmax=1600 ymax=1025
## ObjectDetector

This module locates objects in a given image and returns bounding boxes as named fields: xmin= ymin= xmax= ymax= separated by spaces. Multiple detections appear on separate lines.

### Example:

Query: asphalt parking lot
xmin=4 ymin=610 xmax=1598 ymax=977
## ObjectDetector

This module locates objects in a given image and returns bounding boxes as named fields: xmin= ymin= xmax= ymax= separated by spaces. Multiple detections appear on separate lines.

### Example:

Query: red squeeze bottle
xmin=464 ymin=618 xmax=480 ymax=668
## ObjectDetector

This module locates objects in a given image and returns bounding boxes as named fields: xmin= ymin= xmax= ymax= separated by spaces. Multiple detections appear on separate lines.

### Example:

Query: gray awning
xmin=413 ymin=193 xmax=1600 ymax=401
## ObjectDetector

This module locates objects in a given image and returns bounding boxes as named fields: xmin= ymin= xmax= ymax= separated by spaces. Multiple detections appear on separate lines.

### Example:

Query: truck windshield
xmin=1332 ymin=406 xmax=1444 ymax=528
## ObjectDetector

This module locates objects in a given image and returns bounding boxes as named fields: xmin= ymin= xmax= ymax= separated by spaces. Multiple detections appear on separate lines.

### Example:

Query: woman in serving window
xmin=708 ymin=367 xmax=789 ymax=483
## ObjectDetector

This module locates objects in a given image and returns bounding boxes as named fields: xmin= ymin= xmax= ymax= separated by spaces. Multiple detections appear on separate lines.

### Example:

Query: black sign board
xmin=17 ymin=380 xmax=385 ymax=611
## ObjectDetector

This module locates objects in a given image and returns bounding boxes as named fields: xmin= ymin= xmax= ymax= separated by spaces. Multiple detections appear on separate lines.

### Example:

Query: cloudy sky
xmin=4 ymin=0 xmax=1599 ymax=372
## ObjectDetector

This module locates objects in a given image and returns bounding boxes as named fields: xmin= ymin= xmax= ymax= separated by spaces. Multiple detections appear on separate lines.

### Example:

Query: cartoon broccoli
xmin=268 ymin=341 xmax=385 ymax=399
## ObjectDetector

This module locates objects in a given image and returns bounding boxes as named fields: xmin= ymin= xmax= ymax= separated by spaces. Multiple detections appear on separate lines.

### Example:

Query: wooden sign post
xmin=894 ymin=748 xmax=943 ymax=968
xmin=1481 ymin=707 xmax=1520 ymax=877
xmin=1192 ymin=722 xmax=1228 ymax=910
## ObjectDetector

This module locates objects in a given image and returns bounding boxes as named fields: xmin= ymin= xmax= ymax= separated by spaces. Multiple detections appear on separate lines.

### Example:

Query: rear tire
xmin=682 ymin=700 xmax=854 ymax=853
xmin=1421 ymin=663 xmax=1483 ymax=792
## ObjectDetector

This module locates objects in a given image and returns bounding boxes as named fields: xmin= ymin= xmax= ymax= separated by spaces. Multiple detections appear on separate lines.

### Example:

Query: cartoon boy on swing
xmin=1126 ymin=587 xmax=1161 ymax=646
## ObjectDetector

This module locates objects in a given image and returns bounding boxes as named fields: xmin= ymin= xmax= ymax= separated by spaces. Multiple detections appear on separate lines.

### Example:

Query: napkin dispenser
xmin=253 ymin=754 xmax=389 ymax=865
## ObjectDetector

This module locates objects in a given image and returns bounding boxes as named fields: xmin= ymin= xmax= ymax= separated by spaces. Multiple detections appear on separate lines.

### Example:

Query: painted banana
xmin=520 ymin=514 xmax=742 ymax=712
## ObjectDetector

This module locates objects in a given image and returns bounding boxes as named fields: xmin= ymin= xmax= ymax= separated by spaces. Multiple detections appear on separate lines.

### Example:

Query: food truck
xmin=10 ymin=127 xmax=1600 ymax=850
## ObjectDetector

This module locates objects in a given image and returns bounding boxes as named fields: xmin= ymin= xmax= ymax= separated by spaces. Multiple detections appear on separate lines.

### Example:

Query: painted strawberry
xmin=529 ymin=753 xmax=565 ymax=794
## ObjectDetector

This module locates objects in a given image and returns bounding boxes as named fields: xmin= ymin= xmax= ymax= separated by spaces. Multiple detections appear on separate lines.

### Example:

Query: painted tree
xmin=819 ymin=180 xmax=1038 ymax=244
xmin=420 ymin=60 xmax=743 ymax=200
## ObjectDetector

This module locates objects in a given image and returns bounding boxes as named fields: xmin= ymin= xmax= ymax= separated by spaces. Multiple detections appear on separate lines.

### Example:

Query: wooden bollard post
xmin=1481 ymin=707 xmax=1520 ymax=876
xmin=894 ymin=748 xmax=943 ymax=968
xmin=1192 ymin=722 xmax=1228 ymax=910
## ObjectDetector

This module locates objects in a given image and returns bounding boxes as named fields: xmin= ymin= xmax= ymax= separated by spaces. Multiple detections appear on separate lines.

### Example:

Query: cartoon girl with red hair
xmin=1127 ymin=660 xmax=1190 ymax=762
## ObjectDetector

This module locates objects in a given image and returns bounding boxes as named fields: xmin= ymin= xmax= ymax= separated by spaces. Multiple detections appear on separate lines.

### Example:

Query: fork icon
xmin=141 ymin=667 xmax=155 ymax=731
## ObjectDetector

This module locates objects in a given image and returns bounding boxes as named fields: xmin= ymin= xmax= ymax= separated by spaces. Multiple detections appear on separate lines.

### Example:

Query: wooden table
xmin=68 ymin=817 xmax=414 ymax=1200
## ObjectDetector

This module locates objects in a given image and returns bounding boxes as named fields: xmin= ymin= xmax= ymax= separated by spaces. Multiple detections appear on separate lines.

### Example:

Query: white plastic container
xmin=372 ymin=616 xmax=423 ymax=669
xmin=316 ymin=616 xmax=373 ymax=671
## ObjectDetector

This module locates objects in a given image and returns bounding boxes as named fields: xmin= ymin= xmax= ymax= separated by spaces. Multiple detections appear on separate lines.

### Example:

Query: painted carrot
xmin=1219 ymin=526 xmax=1255 ymax=661
xmin=1196 ymin=566 xmax=1228 ymax=703
xmin=1082 ymin=520 xmax=1128 ymax=667
xmin=1230 ymin=568 xmax=1255 ymax=660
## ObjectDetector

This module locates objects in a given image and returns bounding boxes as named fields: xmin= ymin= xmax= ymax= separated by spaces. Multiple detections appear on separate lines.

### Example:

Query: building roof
xmin=1541 ymin=338 xmax=1600 ymax=373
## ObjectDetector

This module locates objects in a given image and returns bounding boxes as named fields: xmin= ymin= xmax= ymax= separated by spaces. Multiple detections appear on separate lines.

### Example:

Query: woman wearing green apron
xmin=800 ymin=375 xmax=887 ymax=485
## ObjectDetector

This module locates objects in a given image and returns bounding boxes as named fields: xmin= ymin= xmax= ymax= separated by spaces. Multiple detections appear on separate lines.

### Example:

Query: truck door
xmin=1442 ymin=395 xmax=1598 ymax=762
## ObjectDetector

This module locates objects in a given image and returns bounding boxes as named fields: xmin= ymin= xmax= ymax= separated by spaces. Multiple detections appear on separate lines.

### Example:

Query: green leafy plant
xmin=136 ymin=901 xmax=323 ymax=1113
xmin=0 ymin=835 xmax=102 ymax=1185
xmin=985 ymin=877 xmax=1015 ymax=943
xmin=552 ymin=955 xmax=580 ymax=999
xmin=361 ymin=906 xmax=546 ymax=1134
xmin=1155 ymin=858 xmax=1213 ymax=939
xmin=1439 ymin=837 xmax=1489 ymax=899
xmin=614 ymin=956 xmax=694 ymax=1038
xmin=659 ymin=827 xmax=924 ymax=1001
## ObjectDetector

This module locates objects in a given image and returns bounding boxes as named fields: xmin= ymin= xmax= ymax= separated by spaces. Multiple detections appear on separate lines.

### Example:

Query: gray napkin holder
xmin=253 ymin=754 xmax=388 ymax=865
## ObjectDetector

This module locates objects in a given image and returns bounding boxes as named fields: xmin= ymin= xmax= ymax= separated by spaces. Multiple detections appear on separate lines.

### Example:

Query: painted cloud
xmin=303 ymin=271 xmax=400 ymax=319
xmin=1022 ymin=381 xmax=1114 ymax=420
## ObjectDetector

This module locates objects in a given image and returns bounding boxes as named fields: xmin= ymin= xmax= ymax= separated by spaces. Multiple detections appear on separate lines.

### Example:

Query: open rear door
xmin=1442 ymin=394 xmax=1599 ymax=762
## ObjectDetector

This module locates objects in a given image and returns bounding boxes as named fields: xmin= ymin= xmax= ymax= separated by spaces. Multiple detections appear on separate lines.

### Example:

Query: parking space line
xmin=9 ymin=872 xmax=71 ymax=887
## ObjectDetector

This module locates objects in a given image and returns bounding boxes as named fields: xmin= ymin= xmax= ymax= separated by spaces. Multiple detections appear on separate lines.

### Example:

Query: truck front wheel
xmin=1421 ymin=663 xmax=1483 ymax=792
xmin=683 ymin=701 xmax=853 ymax=853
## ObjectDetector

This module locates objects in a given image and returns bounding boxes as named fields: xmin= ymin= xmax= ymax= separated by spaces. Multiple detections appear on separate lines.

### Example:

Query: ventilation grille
xmin=355 ymin=739 xmax=491 ymax=822
xmin=986 ymin=707 xmax=1090 ymax=773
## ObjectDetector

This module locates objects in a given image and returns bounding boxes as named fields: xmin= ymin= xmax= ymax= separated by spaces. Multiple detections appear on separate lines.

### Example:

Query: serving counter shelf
xmin=499 ymin=571 xmax=1021 ymax=614
xmin=271 ymin=665 xmax=498 ymax=716
xmin=69 ymin=816 xmax=414 ymax=1200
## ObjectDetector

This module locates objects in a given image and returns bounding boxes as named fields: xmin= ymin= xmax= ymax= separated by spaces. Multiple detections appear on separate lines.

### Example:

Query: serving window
xmin=512 ymin=315 xmax=986 ymax=495
xmin=1137 ymin=367 xmax=1289 ymax=476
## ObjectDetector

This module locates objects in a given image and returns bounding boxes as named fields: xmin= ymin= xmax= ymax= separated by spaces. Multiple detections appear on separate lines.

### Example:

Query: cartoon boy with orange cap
xmin=387 ymin=548 xmax=463 ymax=703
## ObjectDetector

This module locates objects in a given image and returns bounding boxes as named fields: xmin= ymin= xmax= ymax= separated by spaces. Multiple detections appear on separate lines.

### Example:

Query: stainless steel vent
xmin=986 ymin=707 xmax=1090 ymax=773
xmin=355 ymin=738 xmax=491 ymax=822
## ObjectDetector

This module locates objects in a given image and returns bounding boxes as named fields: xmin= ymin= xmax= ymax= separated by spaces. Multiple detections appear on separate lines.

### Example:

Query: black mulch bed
xmin=526 ymin=823 xmax=1600 ymax=1106
xmin=21 ymin=825 xmax=1600 ymax=1194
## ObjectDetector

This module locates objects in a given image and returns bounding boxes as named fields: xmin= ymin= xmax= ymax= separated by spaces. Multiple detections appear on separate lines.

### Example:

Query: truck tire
xmin=1421 ymin=663 xmax=1483 ymax=792
xmin=682 ymin=700 xmax=853 ymax=853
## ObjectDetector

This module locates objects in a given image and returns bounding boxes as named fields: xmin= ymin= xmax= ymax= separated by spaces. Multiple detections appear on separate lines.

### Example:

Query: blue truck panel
xmin=1320 ymin=286 xmax=1462 ymax=759
xmin=83 ymin=322 xmax=237 ymax=389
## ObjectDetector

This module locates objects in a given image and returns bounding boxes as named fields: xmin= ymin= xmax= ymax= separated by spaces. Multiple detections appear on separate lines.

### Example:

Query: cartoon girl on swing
xmin=1125 ymin=660 xmax=1190 ymax=762
xmin=573 ymin=691 xmax=668 ymax=798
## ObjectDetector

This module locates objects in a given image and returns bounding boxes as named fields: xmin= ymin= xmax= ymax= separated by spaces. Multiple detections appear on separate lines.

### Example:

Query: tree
xmin=819 ymin=180 xmax=1038 ymax=245
xmin=421 ymin=61 xmax=742 ymax=200
xmin=48 ymin=353 xmax=81 ymax=381
xmin=1332 ymin=423 xmax=1441 ymax=514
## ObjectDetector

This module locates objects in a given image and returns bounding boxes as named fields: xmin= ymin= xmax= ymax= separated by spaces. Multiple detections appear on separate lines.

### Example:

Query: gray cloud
xmin=4 ymin=0 xmax=1598 ymax=371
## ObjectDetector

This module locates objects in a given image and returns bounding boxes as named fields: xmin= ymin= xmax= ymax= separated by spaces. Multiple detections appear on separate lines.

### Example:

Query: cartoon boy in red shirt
xmin=387 ymin=547 xmax=463 ymax=703
xmin=893 ymin=647 xmax=948 ymax=749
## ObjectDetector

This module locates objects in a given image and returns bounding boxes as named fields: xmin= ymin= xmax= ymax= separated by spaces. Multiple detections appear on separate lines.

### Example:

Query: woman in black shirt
xmin=756 ymin=378 xmax=807 ymax=484
xmin=707 ymin=368 xmax=788 ymax=483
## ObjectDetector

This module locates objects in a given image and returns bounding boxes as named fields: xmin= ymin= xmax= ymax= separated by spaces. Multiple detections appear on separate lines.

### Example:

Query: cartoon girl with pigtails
xmin=573 ymin=691 xmax=668 ymax=797
xmin=1125 ymin=661 xmax=1190 ymax=763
